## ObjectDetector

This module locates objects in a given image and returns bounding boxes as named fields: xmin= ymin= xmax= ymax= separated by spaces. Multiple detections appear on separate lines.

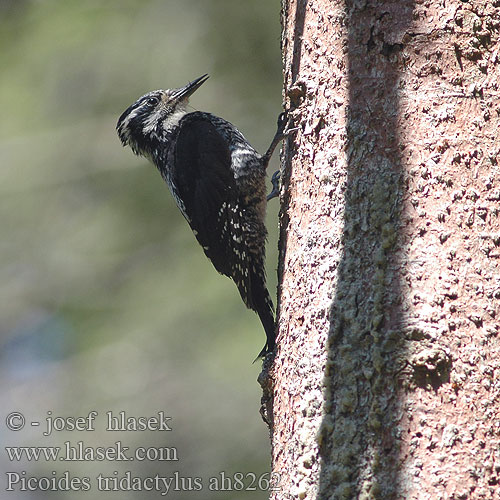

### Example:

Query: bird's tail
xmin=233 ymin=262 xmax=276 ymax=359
xmin=249 ymin=271 xmax=276 ymax=359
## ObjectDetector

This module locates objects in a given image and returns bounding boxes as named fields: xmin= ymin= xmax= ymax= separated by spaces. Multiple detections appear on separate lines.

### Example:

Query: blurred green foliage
xmin=0 ymin=0 xmax=282 ymax=498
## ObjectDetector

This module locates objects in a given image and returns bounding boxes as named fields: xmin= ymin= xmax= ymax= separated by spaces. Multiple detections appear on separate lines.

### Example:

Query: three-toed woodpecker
xmin=116 ymin=75 xmax=286 ymax=357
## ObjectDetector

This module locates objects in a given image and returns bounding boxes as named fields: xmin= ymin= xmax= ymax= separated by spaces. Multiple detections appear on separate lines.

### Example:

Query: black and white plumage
xmin=116 ymin=75 xmax=285 ymax=357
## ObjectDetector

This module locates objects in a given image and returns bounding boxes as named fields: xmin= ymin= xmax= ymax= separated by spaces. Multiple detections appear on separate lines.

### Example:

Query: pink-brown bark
xmin=264 ymin=0 xmax=500 ymax=498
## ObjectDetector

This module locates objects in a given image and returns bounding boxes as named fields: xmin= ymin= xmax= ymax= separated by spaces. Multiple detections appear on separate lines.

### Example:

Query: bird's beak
xmin=171 ymin=74 xmax=209 ymax=101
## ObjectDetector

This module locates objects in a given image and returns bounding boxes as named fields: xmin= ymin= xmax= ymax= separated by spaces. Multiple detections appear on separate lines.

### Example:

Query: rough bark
xmin=261 ymin=1 xmax=500 ymax=499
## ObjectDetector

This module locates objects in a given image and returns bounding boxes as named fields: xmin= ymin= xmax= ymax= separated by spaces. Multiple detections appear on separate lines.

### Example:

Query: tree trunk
xmin=261 ymin=1 xmax=500 ymax=498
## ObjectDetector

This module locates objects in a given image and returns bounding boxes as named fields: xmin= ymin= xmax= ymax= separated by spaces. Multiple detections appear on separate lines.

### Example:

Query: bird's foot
xmin=275 ymin=112 xmax=288 ymax=140
xmin=277 ymin=111 xmax=299 ymax=139
xmin=263 ymin=112 xmax=298 ymax=165
xmin=267 ymin=170 xmax=281 ymax=201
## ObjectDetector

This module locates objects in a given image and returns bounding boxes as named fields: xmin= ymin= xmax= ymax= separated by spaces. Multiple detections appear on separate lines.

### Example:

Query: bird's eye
xmin=146 ymin=96 xmax=160 ymax=106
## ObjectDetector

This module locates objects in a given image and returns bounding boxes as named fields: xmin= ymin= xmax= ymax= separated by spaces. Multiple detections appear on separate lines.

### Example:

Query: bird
xmin=116 ymin=74 xmax=287 ymax=357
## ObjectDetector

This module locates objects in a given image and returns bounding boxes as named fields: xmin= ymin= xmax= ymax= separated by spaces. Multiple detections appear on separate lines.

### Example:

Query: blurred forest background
xmin=1 ymin=0 xmax=283 ymax=498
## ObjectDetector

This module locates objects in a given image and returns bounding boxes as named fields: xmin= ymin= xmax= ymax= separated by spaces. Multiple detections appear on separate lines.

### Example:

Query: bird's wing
xmin=173 ymin=115 xmax=246 ymax=278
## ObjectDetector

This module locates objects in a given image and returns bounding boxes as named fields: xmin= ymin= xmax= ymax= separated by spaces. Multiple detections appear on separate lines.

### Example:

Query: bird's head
xmin=116 ymin=74 xmax=209 ymax=156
